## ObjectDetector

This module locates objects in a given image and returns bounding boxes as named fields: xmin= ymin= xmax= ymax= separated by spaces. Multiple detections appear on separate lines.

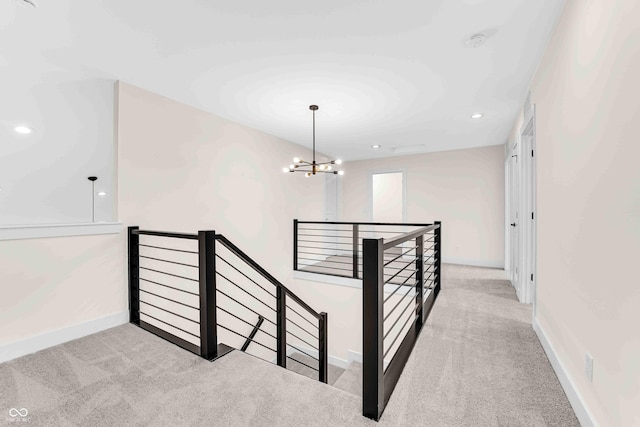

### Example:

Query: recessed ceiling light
xmin=371 ymin=145 xmax=381 ymax=149
xmin=14 ymin=125 xmax=33 ymax=134
xmin=97 ymin=191 xmax=107 ymax=196
xmin=471 ymin=113 xmax=484 ymax=119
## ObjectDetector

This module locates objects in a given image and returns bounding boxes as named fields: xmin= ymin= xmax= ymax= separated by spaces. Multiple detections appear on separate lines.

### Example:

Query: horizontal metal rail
xmin=297 ymin=221 xmax=433 ymax=227
xmin=140 ymin=300 xmax=199 ymax=324
xmin=218 ymin=323 xmax=276 ymax=353
xmin=133 ymin=229 xmax=198 ymax=240
xmin=286 ymin=304 xmax=320 ymax=330
xmin=139 ymin=243 xmax=198 ymax=254
xmin=287 ymin=355 xmax=319 ymax=372
xmin=140 ymin=255 xmax=198 ymax=269
xmin=139 ymin=288 xmax=199 ymax=310
xmin=217 ymin=234 xmax=321 ymax=319
xmin=216 ymin=288 xmax=277 ymax=326
xmin=140 ymin=277 xmax=199 ymax=296
xmin=139 ymin=312 xmax=199 ymax=339
xmin=140 ymin=267 xmax=198 ymax=282
xmin=383 ymin=224 xmax=440 ymax=250
xmin=216 ymin=254 xmax=276 ymax=299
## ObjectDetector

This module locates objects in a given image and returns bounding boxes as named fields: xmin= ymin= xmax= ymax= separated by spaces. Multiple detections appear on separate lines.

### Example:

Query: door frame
xmin=508 ymin=140 xmax=522 ymax=299
xmin=506 ymin=103 xmax=537 ymax=306
xmin=520 ymin=106 xmax=537 ymax=308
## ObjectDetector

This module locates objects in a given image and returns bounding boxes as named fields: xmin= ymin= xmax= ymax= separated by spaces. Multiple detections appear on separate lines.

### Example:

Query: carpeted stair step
xmin=286 ymin=352 xmax=345 ymax=386
xmin=332 ymin=361 xmax=362 ymax=397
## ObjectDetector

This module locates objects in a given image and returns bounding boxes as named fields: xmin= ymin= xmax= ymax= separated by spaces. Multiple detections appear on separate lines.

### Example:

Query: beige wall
xmin=117 ymin=82 xmax=326 ymax=357
xmin=341 ymin=145 xmax=505 ymax=267
xmin=117 ymin=82 xmax=324 ymax=281
xmin=507 ymin=0 xmax=640 ymax=425
xmin=0 ymin=233 xmax=126 ymax=344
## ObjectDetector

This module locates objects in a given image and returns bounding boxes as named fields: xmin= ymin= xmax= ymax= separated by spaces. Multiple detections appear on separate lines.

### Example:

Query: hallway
xmin=0 ymin=265 xmax=578 ymax=426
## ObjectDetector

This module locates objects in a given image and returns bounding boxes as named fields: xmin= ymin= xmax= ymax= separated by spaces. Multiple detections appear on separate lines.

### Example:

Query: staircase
xmin=127 ymin=226 xmax=329 ymax=384
xmin=127 ymin=222 xmax=442 ymax=421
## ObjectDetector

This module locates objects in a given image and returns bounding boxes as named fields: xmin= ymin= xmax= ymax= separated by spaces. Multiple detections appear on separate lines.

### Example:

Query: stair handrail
xmin=216 ymin=234 xmax=321 ymax=319
xmin=128 ymin=226 xmax=329 ymax=383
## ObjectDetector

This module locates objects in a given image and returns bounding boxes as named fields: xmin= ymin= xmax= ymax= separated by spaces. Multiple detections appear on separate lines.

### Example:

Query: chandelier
xmin=282 ymin=105 xmax=344 ymax=177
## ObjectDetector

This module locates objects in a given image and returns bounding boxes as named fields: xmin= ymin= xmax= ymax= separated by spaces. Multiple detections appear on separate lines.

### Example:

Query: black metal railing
xmin=294 ymin=220 xmax=433 ymax=279
xmin=362 ymin=221 xmax=441 ymax=420
xmin=128 ymin=226 xmax=329 ymax=383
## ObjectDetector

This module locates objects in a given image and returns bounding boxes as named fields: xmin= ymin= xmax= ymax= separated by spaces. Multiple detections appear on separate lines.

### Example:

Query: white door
xmin=325 ymin=173 xmax=339 ymax=221
xmin=521 ymin=112 xmax=537 ymax=307
xmin=509 ymin=147 xmax=521 ymax=296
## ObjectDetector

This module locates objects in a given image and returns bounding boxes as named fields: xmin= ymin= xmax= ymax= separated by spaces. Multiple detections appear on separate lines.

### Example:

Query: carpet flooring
xmin=0 ymin=264 xmax=579 ymax=426
xmin=286 ymin=352 xmax=345 ymax=386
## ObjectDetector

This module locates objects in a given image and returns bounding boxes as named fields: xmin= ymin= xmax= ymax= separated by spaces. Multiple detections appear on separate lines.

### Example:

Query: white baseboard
xmin=287 ymin=344 xmax=350 ymax=369
xmin=347 ymin=350 xmax=362 ymax=364
xmin=533 ymin=317 xmax=597 ymax=427
xmin=442 ymin=257 xmax=504 ymax=269
xmin=293 ymin=270 xmax=362 ymax=289
xmin=0 ymin=311 xmax=129 ymax=364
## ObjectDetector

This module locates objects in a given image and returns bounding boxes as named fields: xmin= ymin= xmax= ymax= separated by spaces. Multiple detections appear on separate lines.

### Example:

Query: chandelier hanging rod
xmin=282 ymin=105 xmax=344 ymax=177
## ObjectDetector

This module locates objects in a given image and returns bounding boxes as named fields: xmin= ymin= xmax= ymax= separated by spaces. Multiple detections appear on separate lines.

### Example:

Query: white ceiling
xmin=1 ymin=0 xmax=565 ymax=161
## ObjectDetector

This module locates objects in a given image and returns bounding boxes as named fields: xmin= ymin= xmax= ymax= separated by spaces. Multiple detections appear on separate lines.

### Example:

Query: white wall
xmin=0 ymin=79 xmax=116 ymax=225
xmin=0 ymin=233 xmax=127 ymax=349
xmin=341 ymin=145 xmax=505 ymax=268
xmin=506 ymin=0 xmax=640 ymax=425
xmin=117 ymin=82 xmax=326 ymax=358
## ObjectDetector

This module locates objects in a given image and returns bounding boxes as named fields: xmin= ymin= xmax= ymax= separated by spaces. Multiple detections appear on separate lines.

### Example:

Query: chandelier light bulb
xmin=293 ymin=157 xmax=301 ymax=163
xmin=338 ymin=170 xmax=345 ymax=176
xmin=327 ymin=165 xmax=332 ymax=171
xmin=335 ymin=159 xmax=343 ymax=165
xmin=283 ymin=167 xmax=290 ymax=173
xmin=289 ymin=164 xmax=295 ymax=169
xmin=319 ymin=164 xmax=326 ymax=171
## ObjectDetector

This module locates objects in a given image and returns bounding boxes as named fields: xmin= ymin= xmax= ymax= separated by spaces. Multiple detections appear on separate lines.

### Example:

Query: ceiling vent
xmin=391 ymin=144 xmax=426 ymax=154
xmin=465 ymin=33 xmax=487 ymax=48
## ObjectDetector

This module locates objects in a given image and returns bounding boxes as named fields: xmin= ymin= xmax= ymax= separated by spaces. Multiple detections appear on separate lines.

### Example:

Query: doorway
xmin=507 ymin=104 xmax=537 ymax=306
xmin=521 ymin=110 xmax=537 ymax=308
xmin=509 ymin=144 xmax=521 ymax=296
xmin=370 ymin=171 xmax=405 ymax=222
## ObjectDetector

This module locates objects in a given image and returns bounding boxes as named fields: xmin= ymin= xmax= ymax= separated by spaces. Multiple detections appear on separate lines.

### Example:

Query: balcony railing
xmin=362 ymin=222 xmax=441 ymax=420
xmin=293 ymin=220 xmax=434 ymax=279
xmin=128 ymin=226 xmax=329 ymax=383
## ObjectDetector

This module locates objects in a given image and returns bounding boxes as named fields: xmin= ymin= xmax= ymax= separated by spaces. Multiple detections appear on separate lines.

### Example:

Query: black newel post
xmin=362 ymin=238 xmax=384 ymax=420
xmin=293 ymin=219 xmax=299 ymax=271
xmin=277 ymin=287 xmax=287 ymax=368
xmin=434 ymin=221 xmax=442 ymax=295
xmin=415 ymin=235 xmax=424 ymax=330
xmin=352 ymin=224 xmax=359 ymax=279
xmin=199 ymin=230 xmax=218 ymax=360
xmin=319 ymin=312 xmax=328 ymax=383
xmin=128 ymin=226 xmax=140 ymax=324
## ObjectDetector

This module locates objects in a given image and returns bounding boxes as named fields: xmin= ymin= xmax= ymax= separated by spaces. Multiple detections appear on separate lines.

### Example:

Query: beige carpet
xmin=378 ymin=265 xmax=580 ymax=426
xmin=0 ymin=264 xmax=579 ymax=426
